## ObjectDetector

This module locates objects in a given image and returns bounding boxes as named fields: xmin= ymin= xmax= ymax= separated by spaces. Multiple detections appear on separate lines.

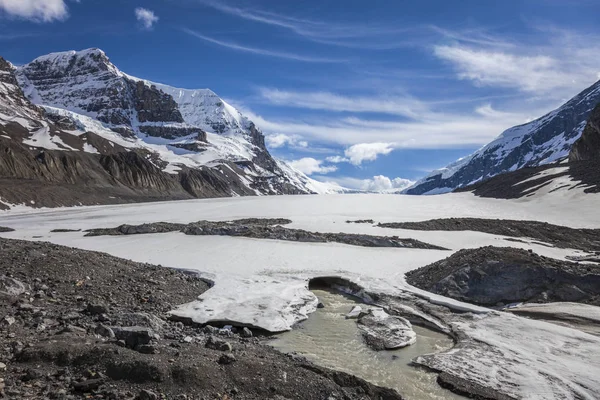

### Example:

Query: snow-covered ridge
xmin=406 ymin=79 xmax=600 ymax=195
xmin=10 ymin=48 xmax=338 ymax=195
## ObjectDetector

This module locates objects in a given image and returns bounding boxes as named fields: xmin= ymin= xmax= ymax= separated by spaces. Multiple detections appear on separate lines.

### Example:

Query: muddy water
xmin=269 ymin=289 xmax=465 ymax=400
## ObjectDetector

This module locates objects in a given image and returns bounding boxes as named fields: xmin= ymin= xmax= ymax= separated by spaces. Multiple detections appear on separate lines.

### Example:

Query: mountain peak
xmin=27 ymin=48 xmax=118 ymax=76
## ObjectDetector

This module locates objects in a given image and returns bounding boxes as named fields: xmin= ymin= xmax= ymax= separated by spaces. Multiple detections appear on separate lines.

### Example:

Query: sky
xmin=1 ymin=0 xmax=600 ymax=191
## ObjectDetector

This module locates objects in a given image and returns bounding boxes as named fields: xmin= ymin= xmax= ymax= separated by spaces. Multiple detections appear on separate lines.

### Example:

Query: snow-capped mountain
xmin=406 ymin=79 xmax=600 ymax=195
xmin=7 ymin=48 xmax=337 ymax=200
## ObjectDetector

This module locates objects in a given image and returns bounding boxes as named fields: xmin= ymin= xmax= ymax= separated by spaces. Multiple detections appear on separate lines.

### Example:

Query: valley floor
xmin=2 ymin=190 xmax=600 ymax=399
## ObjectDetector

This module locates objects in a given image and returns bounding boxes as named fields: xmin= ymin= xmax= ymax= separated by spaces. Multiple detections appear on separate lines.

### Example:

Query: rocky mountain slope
xmin=453 ymin=104 xmax=600 ymax=199
xmin=406 ymin=79 xmax=600 ymax=195
xmin=0 ymin=49 xmax=336 ymax=208
xmin=570 ymin=102 xmax=600 ymax=162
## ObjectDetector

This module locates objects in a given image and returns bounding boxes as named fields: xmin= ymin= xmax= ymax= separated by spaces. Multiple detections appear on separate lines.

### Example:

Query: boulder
xmin=357 ymin=308 xmax=416 ymax=351
xmin=0 ymin=276 xmax=28 ymax=297
xmin=112 ymin=326 xmax=158 ymax=349
xmin=205 ymin=336 xmax=232 ymax=352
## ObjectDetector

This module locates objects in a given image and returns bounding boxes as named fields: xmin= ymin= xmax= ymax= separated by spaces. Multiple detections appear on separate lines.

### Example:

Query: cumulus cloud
xmin=265 ymin=133 xmax=308 ymax=149
xmin=344 ymin=143 xmax=395 ymax=165
xmin=316 ymin=175 xmax=414 ymax=192
xmin=135 ymin=7 xmax=159 ymax=30
xmin=0 ymin=0 xmax=69 ymax=22
xmin=289 ymin=158 xmax=337 ymax=175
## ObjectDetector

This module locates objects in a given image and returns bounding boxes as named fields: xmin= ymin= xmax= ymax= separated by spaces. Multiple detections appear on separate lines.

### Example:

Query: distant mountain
xmin=0 ymin=48 xmax=341 ymax=208
xmin=406 ymin=79 xmax=600 ymax=195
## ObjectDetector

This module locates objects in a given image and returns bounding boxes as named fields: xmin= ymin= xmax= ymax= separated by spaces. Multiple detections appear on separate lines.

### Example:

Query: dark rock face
xmin=570 ymin=103 xmax=600 ymax=162
xmin=406 ymin=246 xmax=600 ymax=306
xmin=408 ymin=80 xmax=600 ymax=195
xmin=130 ymin=80 xmax=184 ymax=124
xmin=15 ymin=50 xmax=205 ymax=140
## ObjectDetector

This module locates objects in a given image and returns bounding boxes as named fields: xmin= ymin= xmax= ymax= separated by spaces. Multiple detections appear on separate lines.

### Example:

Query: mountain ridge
xmin=406 ymin=79 xmax=600 ymax=195
xmin=0 ymin=48 xmax=342 ymax=208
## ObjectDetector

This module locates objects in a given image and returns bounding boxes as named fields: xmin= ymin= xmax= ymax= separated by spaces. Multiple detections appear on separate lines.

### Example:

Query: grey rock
xmin=112 ymin=312 xmax=166 ymax=331
xmin=73 ymin=378 xmax=104 ymax=392
xmin=240 ymin=327 xmax=253 ymax=338
xmin=136 ymin=344 xmax=159 ymax=354
xmin=86 ymin=303 xmax=109 ymax=315
xmin=111 ymin=326 xmax=158 ymax=349
xmin=1 ymin=316 xmax=16 ymax=327
xmin=205 ymin=336 xmax=232 ymax=352
xmin=218 ymin=353 xmax=236 ymax=365
xmin=137 ymin=389 xmax=158 ymax=400
xmin=61 ymin=325 xmax=87 ymax=334
xmin=95 ymin=324 xmax=115 ymax=339
xmin=357 ymin=308 xmax=416 ymax=351
xmin=0 ymin=276 xmax=28 ymax=297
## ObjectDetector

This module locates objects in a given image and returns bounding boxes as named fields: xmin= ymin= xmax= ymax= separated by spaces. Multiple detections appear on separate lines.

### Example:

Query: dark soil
xmin=0 ymin=238 xmax=403 ymax=399
xmin=0 ymin=227 xmax=15 ymax=233
xmin=405 ymin=246 xmax=600 ymax=306
xmin=84 ymin=220 xmax=449 ymax=250
xmin=378 ymin=217 xmax=600 ymax=252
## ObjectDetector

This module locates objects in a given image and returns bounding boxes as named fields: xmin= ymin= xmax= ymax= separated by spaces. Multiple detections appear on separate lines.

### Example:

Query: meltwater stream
xmin=269 ymin=289 xmax=465 ymax=400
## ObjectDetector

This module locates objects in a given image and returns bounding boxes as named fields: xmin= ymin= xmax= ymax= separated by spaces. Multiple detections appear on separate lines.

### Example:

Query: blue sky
xmin=1 ymin=0 xmax=600 ymax=190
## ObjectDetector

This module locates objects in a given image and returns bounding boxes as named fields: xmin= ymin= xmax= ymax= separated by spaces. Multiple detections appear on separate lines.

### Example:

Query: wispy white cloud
xmin=258 ymin=88 xmax=428 ymax=118
xmin=315 ymin=175 xmax=414 ymax=192
xmin=325 ymin=155 xmax=349 ymax=163
xmin=344 ymin=143 xmax=395 ymax=165
xmin=433 ymin=28 xmax=600 ymax=97
xmin=182 ymin=28 xmax=346 ymax=63
xmin=288 ymin=157 xmax=337 ymax=175
xmin=240 ymin=104 xmax=545 ymax=149
xmin=0 ymin=0 xmax=69 ymax=22
xmin=197 ymin=0 xmax=422 ymax=49
xmin=135 ymin=7 xmax=159 ymax=30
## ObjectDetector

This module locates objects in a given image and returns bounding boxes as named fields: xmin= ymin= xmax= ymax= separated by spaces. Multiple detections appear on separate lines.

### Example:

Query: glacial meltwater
xmin=269 ymin=289 xmax=465 ymax=400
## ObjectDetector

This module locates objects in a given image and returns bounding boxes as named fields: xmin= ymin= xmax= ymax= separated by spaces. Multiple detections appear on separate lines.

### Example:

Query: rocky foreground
xmin=0 ymin=237 xmax=403 ymax=400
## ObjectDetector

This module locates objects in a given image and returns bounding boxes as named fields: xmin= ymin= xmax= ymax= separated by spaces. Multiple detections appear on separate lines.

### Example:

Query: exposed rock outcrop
xmin=406 ymin=246 xmax=600 ymax=306
xmin=570 ymin=103 xmax=600 ymax=162
xmin=83 ymin=220 xmax=448 ymax=250
xmin=378 ymin=217 xmax=600 ymax=252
